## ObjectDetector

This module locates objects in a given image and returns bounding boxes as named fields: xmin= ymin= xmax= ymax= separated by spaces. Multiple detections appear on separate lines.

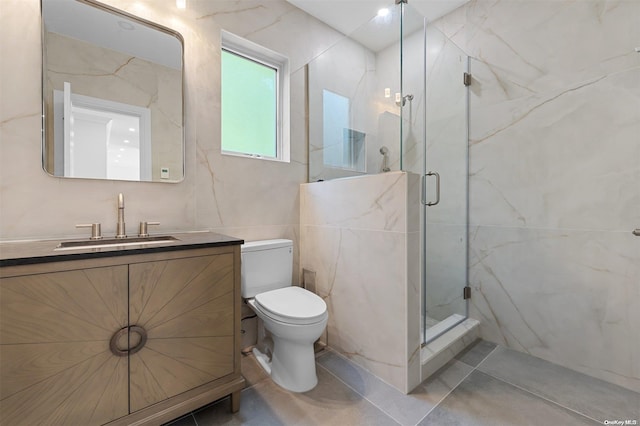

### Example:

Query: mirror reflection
xmin=41 ymin=0 xmax=184 ymax=182
xmin=307 ymin=3 xmax=421 ymax=181
xmin=308 ymin=0 xmax=424 ymax=182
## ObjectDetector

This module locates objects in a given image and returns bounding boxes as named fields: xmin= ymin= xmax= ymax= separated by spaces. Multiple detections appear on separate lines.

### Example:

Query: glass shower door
xmin=422 ymin=25 xmax=469 ymax=342
xmin=399 ymin=1 xmax=470 ymax=344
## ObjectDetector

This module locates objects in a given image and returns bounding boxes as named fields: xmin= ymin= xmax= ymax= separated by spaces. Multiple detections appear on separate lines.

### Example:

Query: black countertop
xmin=0 ymin=231 xmax=244 ymax=267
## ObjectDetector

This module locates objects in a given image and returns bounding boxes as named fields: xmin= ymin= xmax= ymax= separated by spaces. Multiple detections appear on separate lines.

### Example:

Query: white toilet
xmin=241 ymin=239 xmax=328 ymax=393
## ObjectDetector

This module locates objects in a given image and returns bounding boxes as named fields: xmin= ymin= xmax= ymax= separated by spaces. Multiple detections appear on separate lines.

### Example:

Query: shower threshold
xmin=420 ymin=317 xmax=479 ymax=382
xmin=424 ymin=313 xmax=466 ymax=342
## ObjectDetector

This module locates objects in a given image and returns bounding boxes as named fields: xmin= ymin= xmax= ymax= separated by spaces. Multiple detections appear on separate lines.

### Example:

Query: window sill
xmin=221 ymin=150 xmax=290 ymax=163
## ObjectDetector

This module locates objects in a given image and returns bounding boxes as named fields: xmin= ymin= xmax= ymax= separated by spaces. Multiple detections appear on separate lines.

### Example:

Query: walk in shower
xmin=300 ymin=0 xmax=475 ymax=393
xmin=306 ymin=1 xmax=470 ymax=346
xmin=400 ymin=3 xmax=471 ymax=345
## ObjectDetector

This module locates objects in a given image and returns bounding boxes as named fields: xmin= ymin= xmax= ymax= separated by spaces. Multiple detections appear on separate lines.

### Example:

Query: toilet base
xmin=252 ymin=347 xmax=271 ymax=375
xmin=270 ymin=337 xmax=318 ymax=393
xmin=251 ymin=337 xmax=319 ymax=393
xmin=247 ymin=298 xmax=327 ymax=393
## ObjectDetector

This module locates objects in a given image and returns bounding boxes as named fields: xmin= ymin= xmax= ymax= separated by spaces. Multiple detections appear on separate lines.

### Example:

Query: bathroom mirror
xmin=41 ymin=0 xmax=184 ymax=182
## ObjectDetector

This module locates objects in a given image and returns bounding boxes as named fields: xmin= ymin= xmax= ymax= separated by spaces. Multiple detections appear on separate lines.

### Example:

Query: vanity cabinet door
xmin=0 ymin=265 xmax=129 ymax=426
xmin=128 ymin=253 xmax=235 ymax=412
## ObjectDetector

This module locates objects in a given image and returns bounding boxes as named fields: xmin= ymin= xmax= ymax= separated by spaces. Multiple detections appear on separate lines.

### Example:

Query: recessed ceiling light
xmin=124 ymin=139 xmax=130 ymax=143
xmin=176 ymin=0 xmax=186 ymax=9
xmin=118 ymin=21 xmax=135 ymax=31
xmin=129 ymin=127 xmax=136 ymax=132
xmin=377 ymin=8 xmax=389 ymax=17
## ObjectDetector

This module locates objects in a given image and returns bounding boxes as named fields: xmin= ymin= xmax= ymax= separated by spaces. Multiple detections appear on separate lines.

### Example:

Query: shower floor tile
xmin=417 ymin=370 xmax=600 ymax=426
xmin=164 ymin=341 xmax=640 ymax=426
xmin=317 ymin=350 xmax=473 ymax=426
xmin=454 ymin=339 xmax=497 ymax=367
xmin=192 ymin=366 xmax=398 ymax=426
xmin=477 ymin=346 xmax=640 ymax=423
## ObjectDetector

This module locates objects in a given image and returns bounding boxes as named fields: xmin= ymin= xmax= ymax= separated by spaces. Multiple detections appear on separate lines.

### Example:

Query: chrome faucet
xmin=115 ymin=193 xmax=126 ymax=239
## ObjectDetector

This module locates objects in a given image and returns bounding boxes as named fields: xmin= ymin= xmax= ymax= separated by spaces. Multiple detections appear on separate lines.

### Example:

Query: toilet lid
xmin=255 ymin=287 xmax=327 ymax=325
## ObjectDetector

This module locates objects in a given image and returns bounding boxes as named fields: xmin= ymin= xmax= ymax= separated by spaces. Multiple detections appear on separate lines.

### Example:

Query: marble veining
xmin=471 ymin=73 xmax=611 ymax=146
xmin=301 ymin=172 xmax=421 ymax=393
xmin=3 ymin=0 xmax=638 ymax=396
xmin=1 ymin=0 xmax=351 ymax=289
xmin=423 ymin=0 xmax=640 ymax=393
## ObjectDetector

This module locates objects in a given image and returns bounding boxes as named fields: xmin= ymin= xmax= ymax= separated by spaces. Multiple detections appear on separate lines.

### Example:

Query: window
xmin=322 ymin=89 xmax=365 ymax=172
xmin=221 ymin=31 xmax=290 ymax=162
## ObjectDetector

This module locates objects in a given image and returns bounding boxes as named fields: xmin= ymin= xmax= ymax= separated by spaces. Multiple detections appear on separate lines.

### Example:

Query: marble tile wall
xmin=0 ymin=0 xmax=343 ymax=283
xmin=308 ymin=36 xmax=377 ymax=182
xmin=3 ymin=0 xmax=637 ymax=395
xmin=300 ymin=171 xmax=421 ymax=393
xmin=430 ymin=0 xmax=640 ymax=391
xmin=307 ymin=14 xmax=407 ymax=182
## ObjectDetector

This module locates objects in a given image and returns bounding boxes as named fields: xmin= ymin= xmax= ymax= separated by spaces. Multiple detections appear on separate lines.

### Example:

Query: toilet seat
xmin=254 ymin=287 xmax=327 ymax=325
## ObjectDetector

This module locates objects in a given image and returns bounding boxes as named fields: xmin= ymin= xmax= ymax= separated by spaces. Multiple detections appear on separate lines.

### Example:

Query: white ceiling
xmin=287 ymin=0 xmax=469 ymax=51
xmin=43 ymin=0 xmax=467 ymax=65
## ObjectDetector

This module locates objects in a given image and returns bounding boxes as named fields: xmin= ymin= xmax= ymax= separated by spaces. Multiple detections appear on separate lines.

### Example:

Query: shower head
xmin=396 ymin=94 xmax=413 ymax=107
xmin=380 ymin=146 xmax=390 ymax=172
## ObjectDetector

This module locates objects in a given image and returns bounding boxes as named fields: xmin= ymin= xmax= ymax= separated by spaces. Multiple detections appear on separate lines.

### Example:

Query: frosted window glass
xmin=323 ymin=89 xmax=350 ymax=168
xmin=222 ymin=50 xmax=277 ymax=157
xmin=322 ymin=90 xmax=365 ymax=172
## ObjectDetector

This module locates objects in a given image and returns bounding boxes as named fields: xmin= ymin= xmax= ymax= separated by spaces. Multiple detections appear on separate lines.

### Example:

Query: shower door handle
xmin=422 ymin=171 xmax=440 ymax=206
xmin=633 ymin=229 xmax=640 ymax=236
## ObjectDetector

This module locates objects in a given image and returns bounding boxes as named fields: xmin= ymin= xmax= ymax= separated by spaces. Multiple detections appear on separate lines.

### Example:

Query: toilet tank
xmin=241 ymin=239 xmax=293 ymax=298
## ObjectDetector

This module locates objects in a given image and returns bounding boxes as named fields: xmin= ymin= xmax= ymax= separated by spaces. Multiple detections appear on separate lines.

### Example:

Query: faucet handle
xmin=138 ymin=221 xmax=160 ymax=238
xmin=76 ymin=223 xmax=102 ymax=240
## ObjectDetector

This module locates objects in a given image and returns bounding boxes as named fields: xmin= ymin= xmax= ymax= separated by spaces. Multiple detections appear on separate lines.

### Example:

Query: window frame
xmin=221 ymin=31 xmax=290 ymax=163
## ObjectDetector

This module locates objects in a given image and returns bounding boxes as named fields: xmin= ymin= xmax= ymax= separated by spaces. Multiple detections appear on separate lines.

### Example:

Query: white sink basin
xmin=55 ymin=235 xmax=179 ymax=251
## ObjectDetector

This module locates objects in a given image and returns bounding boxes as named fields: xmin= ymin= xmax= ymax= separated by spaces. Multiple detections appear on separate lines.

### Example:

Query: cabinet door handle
xmin=110 ymin=325 xmax=148 ymax=357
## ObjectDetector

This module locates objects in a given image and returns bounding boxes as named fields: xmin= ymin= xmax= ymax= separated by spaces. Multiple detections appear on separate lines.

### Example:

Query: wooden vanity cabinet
xmin=0 ymin=264 xmax=129 ymax=425
xmin=0 ymin=245 xmax=244 ymax=426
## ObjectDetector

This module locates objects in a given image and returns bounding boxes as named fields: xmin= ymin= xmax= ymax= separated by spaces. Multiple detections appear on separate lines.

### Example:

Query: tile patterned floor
xmin=165 ymin=340 xmax=640 ymax=426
